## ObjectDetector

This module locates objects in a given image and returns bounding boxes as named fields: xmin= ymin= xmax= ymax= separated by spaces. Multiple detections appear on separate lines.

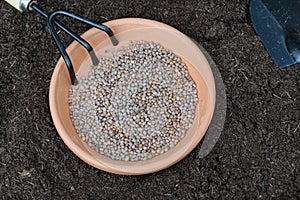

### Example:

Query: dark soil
xmin=0 ymin=0 xmax=299 ymax=199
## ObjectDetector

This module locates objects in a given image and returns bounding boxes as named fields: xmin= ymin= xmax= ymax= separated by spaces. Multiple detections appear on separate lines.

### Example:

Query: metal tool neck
xmin=21 ymin=0 xmax=36 ymax=12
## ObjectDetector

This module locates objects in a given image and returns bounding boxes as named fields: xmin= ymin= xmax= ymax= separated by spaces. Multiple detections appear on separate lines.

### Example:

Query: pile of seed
xmin=69 ymin=41 xmax=198 ymax=161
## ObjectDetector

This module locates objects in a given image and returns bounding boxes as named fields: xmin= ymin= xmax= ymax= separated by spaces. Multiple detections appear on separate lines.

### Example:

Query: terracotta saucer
xmin=49 ymin=18 xmax=216 ymax=175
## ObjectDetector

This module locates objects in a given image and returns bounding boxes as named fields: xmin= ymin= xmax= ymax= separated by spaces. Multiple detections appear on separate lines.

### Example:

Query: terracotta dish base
xmin=49 ymin=18 xmax=216 ymax=175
